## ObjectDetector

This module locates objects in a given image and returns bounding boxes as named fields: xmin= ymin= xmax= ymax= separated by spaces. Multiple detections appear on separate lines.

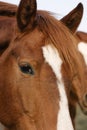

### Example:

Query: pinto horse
xmin=61 ymin=4 xmax=87 ymax=128
xmin=0 ymin=0 xmax=87 ymax=130
xmin=61 ymin=3 xmax=87 ymax=128
xmin=0 ymin=0 xmax=87 ymax=119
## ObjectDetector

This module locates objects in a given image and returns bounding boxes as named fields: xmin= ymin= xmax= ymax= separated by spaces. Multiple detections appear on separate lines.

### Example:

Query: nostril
xmin=83 ymin=94 xmax=87 ymax=107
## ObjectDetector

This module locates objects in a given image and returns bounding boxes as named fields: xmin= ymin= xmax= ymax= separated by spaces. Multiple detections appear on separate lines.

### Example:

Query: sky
xmin=1 ymin=0 xmax=87 ymax=32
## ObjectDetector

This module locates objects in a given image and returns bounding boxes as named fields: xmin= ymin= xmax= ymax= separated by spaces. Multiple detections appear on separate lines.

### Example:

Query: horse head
xmin=0 ymin=0 xmax=86 ymax=130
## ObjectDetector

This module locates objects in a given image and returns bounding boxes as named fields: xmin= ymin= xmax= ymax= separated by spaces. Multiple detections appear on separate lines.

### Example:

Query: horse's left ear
xmin=17 ymin=0 xmax=37 ymax=31
xmin=61 ymin=3 xmax=83 ymax=33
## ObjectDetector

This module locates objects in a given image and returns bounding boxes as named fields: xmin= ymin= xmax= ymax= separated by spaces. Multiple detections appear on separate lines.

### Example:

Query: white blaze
xmin=78 ymin=42 xmax=87 ymax=65
xmin=42 ymin=44 xmax=74 ymax=130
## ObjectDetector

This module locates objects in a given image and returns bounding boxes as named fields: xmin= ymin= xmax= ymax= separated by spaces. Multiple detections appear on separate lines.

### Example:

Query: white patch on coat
xmin=42 ymin=44 xmax=74 ymax=130
xmin=78 ymin=42 xmax=87 ymax=65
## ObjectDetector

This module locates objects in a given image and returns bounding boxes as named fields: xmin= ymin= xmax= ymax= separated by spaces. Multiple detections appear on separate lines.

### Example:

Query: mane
xmin=37 ymin=10 xmax=85 ymax=79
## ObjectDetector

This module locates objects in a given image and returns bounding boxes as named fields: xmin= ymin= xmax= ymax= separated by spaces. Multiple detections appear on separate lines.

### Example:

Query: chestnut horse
xmin=61 ymin=3 xmax=87 ymax=127
xmin=1 ymin=0 xmax=87 ymax=119
xmin=0 ymin=0 xmax=87 ymax=130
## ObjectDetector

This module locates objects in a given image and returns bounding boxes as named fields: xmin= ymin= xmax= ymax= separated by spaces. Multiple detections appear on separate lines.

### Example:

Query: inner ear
xmin=61 ymin=3 xmax=83 ymax=33
xmin=17 ymin=0 xmax=37 ymax=32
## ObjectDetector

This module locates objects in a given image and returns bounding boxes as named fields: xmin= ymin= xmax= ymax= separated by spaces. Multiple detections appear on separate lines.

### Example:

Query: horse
xmin=61 ymin=3 xmax=87 ymax=127
xmin=0 ymin=0 xmax=86 ymax=129
xmin=61 ymin=3 xmax=87 ymax=128
xmin=1 ymin=1 xmax=87 ymax=119
xmin=0 ymin=0 xmax=87 ymax=130
xmin=0 ymin=2 xmax=17 ymax=55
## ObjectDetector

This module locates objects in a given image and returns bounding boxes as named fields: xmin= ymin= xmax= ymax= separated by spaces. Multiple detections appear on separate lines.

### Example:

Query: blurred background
xmin=0 ymin=0 xmax=87 ymax=130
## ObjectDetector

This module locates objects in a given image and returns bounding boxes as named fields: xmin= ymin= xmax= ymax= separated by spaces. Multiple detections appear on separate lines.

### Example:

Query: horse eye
xmin=19 ymin=63 xmax=34 ymax=75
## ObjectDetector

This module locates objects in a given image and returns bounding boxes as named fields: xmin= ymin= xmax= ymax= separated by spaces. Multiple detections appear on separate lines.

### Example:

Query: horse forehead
xmin=12 ymin=45 xmax=44 ymax=64
xmin=13 ymin=29 xmax=45 ymax=58
xmin=19 ymin=28 xmax=45 ymax=46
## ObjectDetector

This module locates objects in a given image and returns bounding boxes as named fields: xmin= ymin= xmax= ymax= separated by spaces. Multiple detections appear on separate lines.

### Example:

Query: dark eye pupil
xmin=20 ymin=64 xmax=34 ymax=75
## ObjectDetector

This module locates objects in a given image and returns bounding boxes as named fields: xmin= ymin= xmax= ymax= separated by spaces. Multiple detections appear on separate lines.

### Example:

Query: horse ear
xmin=61 ymin=3 xmax=83 ymax=33
xmin=17 ymin=0 xmax=37 ymax=31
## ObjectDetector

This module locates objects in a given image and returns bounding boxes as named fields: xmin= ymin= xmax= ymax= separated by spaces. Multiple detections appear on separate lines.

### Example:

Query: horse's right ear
xmin=17 ymin=0 xmax=37 ymax=32
xmin=61 ymin=3 xmax=83 ymax=33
